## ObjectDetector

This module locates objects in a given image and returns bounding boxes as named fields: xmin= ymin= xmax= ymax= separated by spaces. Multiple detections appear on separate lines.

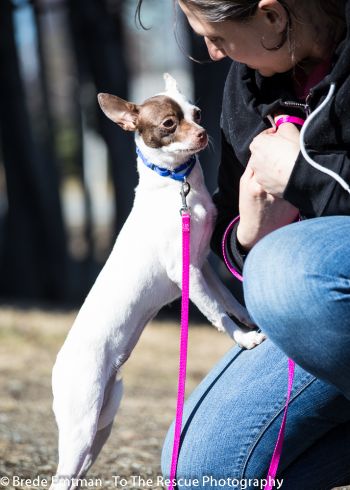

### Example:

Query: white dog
xmin=50 ymin=74 xmax=265 ymax=489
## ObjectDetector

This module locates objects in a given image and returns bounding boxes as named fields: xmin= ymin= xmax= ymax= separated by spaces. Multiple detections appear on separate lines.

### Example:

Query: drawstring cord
xmin=300 ymin=82 xmax=350 ymax=194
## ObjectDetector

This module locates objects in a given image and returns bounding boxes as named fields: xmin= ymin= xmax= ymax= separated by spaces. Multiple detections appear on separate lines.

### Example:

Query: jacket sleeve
xmin=210 ymin=130 xmax=247 ymax=272
xmin=283 ymin=150 xmax=350 ymax=217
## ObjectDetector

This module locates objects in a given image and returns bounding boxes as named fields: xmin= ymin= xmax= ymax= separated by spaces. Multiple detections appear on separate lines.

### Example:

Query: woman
xmin=138 ymin=1 xmax=350 ymax=488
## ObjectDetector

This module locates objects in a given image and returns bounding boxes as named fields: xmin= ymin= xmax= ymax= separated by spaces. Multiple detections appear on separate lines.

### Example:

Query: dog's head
xmin=98 ymin=74 xmax=208 ymax=167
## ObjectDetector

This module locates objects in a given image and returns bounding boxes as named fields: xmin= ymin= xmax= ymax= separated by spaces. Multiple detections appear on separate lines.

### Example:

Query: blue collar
xmin=136 ymin=146 xmax=196 ymax=182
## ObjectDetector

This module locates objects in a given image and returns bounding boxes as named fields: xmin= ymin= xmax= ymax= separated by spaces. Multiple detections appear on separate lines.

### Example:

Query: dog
xmin=49 ymin=74 xmax=265 ymax=489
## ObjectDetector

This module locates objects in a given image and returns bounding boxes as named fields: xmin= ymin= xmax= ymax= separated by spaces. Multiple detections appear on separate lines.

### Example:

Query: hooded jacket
xmin=211 ymin=1 xmax=350 ymax=273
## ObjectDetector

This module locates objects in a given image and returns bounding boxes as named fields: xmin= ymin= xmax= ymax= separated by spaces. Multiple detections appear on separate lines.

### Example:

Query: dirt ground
xmin=0 ymin=306 xmax=234 ymax=490
xmin=0 ymin=307 xmax=348 ymax=490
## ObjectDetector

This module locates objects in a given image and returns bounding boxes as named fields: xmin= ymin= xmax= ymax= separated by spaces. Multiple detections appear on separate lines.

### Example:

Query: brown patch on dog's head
xmin=98 ymin=92 xmax=207 ymax=151
xmin=136 ymin=95 xmax=184 ymax=148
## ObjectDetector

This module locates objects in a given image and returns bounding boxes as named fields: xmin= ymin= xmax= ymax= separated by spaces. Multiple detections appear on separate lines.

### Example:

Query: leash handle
xmin=168 ymin=211 xmax=191 ymax=490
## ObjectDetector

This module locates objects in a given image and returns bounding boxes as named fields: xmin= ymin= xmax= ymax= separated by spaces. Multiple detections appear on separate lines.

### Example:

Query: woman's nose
xmin=204 ymin=38 xmax=227 ymax=61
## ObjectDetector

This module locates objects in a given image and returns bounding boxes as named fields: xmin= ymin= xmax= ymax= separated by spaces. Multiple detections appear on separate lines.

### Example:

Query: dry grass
xmin=0 ymin=306 xmax=233 ymax=489
xmin=0 ymin=306 xmax=348 ymax=490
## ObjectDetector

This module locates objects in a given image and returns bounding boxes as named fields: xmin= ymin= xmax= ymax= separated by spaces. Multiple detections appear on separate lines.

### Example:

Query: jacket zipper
xmin=281 ymin=90 xmax=313 ymax=117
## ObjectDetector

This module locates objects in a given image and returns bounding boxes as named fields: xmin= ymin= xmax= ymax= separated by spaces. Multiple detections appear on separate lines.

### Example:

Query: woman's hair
xmin=136 ymin=0 xmax=346 ymax=22
xmin=135 ymin=0 xmax=347 ymax=57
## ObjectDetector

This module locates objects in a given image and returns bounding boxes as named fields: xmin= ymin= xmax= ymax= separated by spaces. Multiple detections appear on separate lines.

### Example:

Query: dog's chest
xmin=189 ymin=189 xmax=216 ymax=227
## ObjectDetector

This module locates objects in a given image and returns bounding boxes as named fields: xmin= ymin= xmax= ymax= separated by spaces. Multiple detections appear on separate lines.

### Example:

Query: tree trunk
xmin=68 ymin=0 xmax=137 ymax=238
xmin=0 ymin=0 xmax=68 ymax=301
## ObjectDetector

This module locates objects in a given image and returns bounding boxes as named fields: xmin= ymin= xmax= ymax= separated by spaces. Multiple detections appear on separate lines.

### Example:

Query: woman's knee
xmin=242 ymin=218 xmax=350 ymax=328
xmin=242 ymin=223 xmax=308 ymax=326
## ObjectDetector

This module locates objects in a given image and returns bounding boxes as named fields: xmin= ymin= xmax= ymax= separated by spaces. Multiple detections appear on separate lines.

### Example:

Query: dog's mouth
xmin=177 ymin=137 xmax=208 ymax=155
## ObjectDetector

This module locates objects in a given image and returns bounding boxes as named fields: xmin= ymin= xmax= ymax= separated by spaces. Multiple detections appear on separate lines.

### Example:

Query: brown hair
xmin=135 ymin=0 xmax=347 ymax=63
xmin=135 ymin=0 xmax=346 ymax=52
xmin=136 ymin=0 xmax=346 ymax=22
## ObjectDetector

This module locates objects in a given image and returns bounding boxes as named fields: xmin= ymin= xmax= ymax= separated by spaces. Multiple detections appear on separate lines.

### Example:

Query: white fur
xmin=49 ymin=74 xmax=265 ymax=490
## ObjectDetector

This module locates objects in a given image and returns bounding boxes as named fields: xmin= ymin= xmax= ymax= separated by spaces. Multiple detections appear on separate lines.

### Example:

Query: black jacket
xmin=211 ymin=1 xmax=350 ymax=273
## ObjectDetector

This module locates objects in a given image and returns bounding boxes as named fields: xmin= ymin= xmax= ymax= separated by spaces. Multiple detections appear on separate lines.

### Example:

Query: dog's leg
xmin=191 ymin=266 xmax=265 ymax=349
xmin=202 ymin=261 xmax=255 ymax=328
xmin=169 ymin=264 xmax=265 ymax=349
xmin=49 ymin=355 xmax=111 ymax=490
xmin=50 ymin=310 xmax=156 ymax=487
xmin=78 ymin=422 xmax=114 ymax=478
xmin=50 ymin=412 xmax=99 ymax=490
xmin=78 ymin=376 xmax=123 ymax=477
xmin=50 ymin=378 xmax=122 ymax=490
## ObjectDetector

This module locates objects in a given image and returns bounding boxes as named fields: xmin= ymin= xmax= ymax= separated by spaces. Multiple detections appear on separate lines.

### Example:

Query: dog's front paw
xmin=234 ymin=330 xmax=266 ymax=350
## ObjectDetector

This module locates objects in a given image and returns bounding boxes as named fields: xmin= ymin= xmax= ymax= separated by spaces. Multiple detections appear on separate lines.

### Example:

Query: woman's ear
xmin=258 ymin=0 xmax=289 ymax=34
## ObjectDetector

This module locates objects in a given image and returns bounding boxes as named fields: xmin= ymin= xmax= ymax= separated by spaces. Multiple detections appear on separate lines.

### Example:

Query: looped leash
xmin=168 ymin=162 xmax=296 ymax=489
xmin=222 ymin=217 xmax=296 ymax=489
xmin=168 ymin=180 xmax=191 ymax=490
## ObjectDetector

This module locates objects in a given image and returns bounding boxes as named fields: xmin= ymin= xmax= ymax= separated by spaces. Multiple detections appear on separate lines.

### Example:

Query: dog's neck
xmin=135 ymin=146 xmax=196 ymax=183
xmin=135 ymin=151 xmax=204 ymax=195
xmin=134 ymin=133 xmax=204 ymax=192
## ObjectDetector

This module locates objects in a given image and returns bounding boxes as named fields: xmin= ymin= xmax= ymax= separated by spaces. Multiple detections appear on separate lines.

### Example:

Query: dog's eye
xmin=162 ymin=118 xmax=176 ymax=129
xmin=193 ymin=109 xmax=201 ymax=123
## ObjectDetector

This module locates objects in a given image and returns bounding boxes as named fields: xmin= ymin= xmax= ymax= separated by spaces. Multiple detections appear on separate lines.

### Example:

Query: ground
xmin=0 ymin=307 xmax=233 ymax=490
xmin=0 ymin=307 xmax=348 ymax=490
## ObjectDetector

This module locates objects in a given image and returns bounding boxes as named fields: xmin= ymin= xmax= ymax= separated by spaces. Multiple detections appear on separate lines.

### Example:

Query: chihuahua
xmin=49 ymin=74 xmax=265 ymax=489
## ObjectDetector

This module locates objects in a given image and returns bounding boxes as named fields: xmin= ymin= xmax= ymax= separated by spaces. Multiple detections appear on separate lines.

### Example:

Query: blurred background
xmin=2 ymin=5 xmax=349 ymax=488
xmin=0 ymin=0 xmax=232 ymax=308
xmin=0 ymin=3 xmax=236 ymax=480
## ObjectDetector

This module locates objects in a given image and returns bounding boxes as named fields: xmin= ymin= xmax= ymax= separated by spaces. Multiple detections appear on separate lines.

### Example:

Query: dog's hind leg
xmin=79 ymin=376 xmax=123 ymax=477
xmin=50 ymin=360 xmax=108 ymax=490
xmin=78 ymin=422 xmax=114 ymax=478
xmin=49 ymin=413 xmax=100 ymax=490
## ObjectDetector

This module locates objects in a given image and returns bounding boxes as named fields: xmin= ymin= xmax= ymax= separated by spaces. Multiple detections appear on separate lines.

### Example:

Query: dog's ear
xmin=163 ymin=73 xmax=182 ymax=94
xmin=98 ymin=93 xmax=139 ymax=131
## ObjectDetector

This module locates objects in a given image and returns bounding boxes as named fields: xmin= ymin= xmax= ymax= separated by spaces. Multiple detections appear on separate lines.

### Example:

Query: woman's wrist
xmin=236 ymin=223 xmax=259 ymax=252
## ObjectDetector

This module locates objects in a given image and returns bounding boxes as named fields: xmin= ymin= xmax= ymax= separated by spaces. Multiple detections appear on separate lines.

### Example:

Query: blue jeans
xmin=161 ymin=217 xmax=350 ymax=489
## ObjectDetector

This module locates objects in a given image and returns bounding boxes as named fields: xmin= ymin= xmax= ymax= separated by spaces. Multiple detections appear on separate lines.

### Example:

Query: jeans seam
xmin=239 ymin=374 xmax=316 ymax=479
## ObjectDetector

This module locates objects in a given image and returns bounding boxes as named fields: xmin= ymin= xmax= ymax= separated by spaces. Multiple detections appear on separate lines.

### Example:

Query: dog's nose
xmin=197 ymin=130 xmax=207 ymax=142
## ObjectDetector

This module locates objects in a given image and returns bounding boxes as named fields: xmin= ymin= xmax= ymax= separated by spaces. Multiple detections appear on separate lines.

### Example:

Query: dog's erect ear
xmin=98 ymin=93 xmax=139 ymax=131
xmin=163 ymin=73 xmax=182 ymax=94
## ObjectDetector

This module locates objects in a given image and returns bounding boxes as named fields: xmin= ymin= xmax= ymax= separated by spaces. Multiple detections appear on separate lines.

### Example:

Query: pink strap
xmin=222 ymin=218 xmax=296 ymax=486
xmin=275 ymin=116 xmax=305 ymax=128
xmin=221 ymin=215 xmax=243 ymax=282
xmin=168 ymin=212 xmax=191 ymax=490
xmin=264 ymin=359 xmax=295 ymax=489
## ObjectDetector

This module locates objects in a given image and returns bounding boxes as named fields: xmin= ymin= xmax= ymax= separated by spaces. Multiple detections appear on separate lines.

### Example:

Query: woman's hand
xmin=248 ymin=123 xmax=300 ymax=197
xmin=237 ymin=164 xmax=299 ymax=251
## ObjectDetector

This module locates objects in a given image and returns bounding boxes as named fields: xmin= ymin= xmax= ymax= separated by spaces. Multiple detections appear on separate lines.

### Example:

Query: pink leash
xmin=168 ymin=184 xmax=191 ymax=490
xmin=169 ymin=160 xmax=297 ymax=488
xmin=222 ymin=216 xmax=296 ymax=489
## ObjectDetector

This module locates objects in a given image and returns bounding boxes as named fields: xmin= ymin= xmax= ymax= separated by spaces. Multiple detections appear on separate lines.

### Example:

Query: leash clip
xmin=179 ymin=179 xmax=191 ymax=215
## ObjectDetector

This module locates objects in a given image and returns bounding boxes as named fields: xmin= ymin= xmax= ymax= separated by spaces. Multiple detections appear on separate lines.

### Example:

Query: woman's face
xmin=178 ymin=0 xmax=300 ymax=77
